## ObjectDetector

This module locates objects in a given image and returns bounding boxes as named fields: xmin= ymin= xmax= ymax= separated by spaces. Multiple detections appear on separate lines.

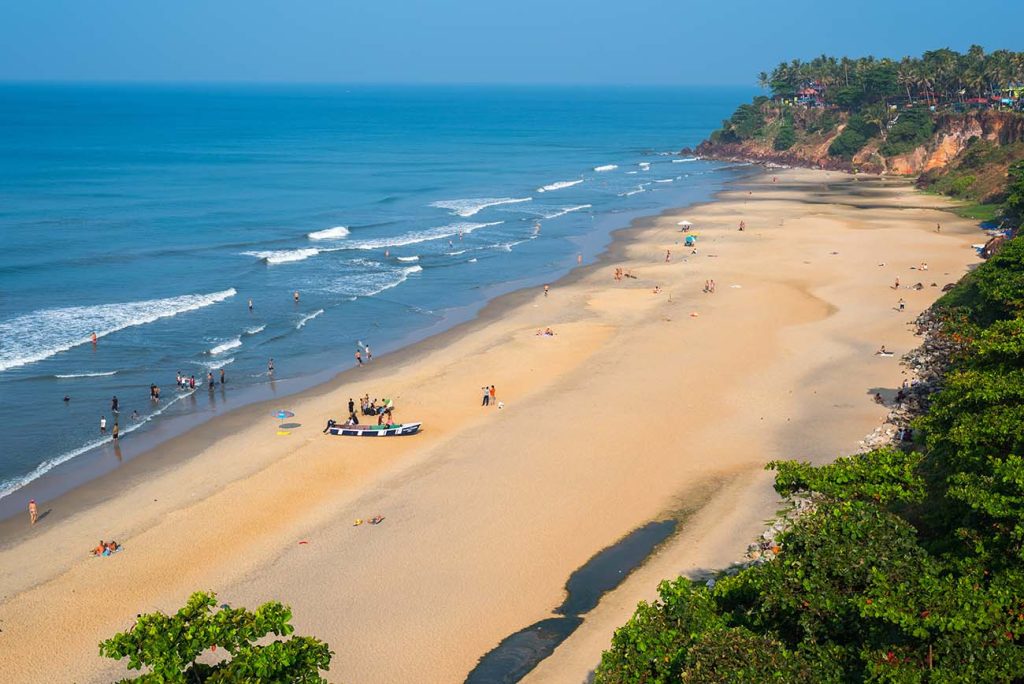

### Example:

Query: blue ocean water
xmin=0 ymin=84 xmax=749 ymax=504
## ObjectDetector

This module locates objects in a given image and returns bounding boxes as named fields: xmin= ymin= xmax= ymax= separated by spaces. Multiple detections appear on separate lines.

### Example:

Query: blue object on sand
xmin=275 ymin=410 xmax=295 ymax=419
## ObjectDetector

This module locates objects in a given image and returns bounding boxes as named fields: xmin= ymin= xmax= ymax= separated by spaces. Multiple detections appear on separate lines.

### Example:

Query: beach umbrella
xmin=677 ymin=220 xmax=693 ymax=227
xmin=274 ymin=410 xmax=295 ymax=420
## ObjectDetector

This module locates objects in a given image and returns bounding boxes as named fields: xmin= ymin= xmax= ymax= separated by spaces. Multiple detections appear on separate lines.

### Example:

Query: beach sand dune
xmin=0 ymin=169 xmax=980 ymax=683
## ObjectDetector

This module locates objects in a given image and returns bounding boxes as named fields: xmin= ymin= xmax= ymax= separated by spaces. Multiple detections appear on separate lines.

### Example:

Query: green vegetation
xmin=773 ymin=117 xmax=797 ymax=151
xmin=879 ymin=107 xmax=935 ymax=156
xmin=99 ymin=592 xmax=333 ymax=682
xmin=710 ymin=97 xmax=768 ymax=144
xmin=827 ymin=114 xmax=877 ymax=159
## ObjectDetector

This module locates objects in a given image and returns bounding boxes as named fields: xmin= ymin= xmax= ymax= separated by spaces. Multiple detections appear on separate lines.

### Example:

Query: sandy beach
xmin=0 ymin=168 xmax=982 ymax=683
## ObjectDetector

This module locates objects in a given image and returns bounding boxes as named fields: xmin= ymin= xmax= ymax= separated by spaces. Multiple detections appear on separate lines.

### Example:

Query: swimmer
xmin=91 ymin=332 xmax=97 ymax=345
xmin=248 ymin=298 xmax=253 ymax=311
xmin=268 ymin=358 xmax=275 ymax=375
xmin=293 ymin=291 xmax=300 ymax=303
xmin=63 ymin=395 xmax=70 ymax=403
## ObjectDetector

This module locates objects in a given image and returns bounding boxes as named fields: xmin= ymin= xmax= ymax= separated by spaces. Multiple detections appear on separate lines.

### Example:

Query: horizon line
xmin=0 ymin=78 xmax=759 ymax=89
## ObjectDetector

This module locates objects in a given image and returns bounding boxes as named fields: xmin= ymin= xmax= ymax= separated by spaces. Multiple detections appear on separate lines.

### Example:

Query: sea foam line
xmin=431 ymin=197 xmax=531 ymax=218
xmin=244 ymin=248 xmax=320 ymax=265
xmin=54 ymin=371 xmax=118 ymax=379
xmin=537 ymin=179 xmax=583 ymax=193
xmin=0 ymin=389 xmax=195 ymax=501
xmin=593 ymin=164 xmax=618 ymax=172
xmin=296 ymin=309 xmax=325 ymax=329
xmin=0 ymin=288 xmax=237 ymax=373
xmin=308 ymin=226 xmax=350 ymax=240
xmin=209 ymin=337 xmax=242 ymax=355
xmin=544 ymin=204 xmax=592 ymax=219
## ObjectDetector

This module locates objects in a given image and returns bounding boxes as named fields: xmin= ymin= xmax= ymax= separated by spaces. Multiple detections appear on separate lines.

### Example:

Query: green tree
xmin=99 ymin=592 xmax=333 ymax=683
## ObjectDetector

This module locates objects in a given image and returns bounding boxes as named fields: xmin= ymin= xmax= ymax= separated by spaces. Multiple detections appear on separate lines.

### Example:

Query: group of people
xmin=613 ymin=268 xmax=636 ymax=281
xmin=535 ymin=328 xmax=555 ymax=336
xmin=353 ymin=394 xmax=394 ymax=425
xmin=354 ymin=342 xmax=372 ymax=365
xmin=481 ymin=385 xmax=497 ymax=407
xmin=703 ymin=279 xmax=717 ymax=293
xmin=90 ymin=539 xmax=121 ymax=557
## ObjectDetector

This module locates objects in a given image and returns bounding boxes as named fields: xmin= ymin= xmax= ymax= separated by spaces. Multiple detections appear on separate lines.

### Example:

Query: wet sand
xmin=0 ymin=169 xmax=981 ymax=683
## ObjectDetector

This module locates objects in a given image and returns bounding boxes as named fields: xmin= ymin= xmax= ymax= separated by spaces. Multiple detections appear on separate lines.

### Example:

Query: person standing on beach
xmin=898 ymin=298 xmax=906 ymax=311
xmin=482 ymin=386 xmax=490 ymax=407
xmin=268 ymin=358 xmax=274 ymax=375
xmin=577 ymin=253 xmax=583 ymax=265
xmin=28 ymin=499 xmax=37 ymax=526
xmin=355 ymin=350 xmax=363 ymax=365
xmin=348 ymin=397 xmax=355 ymax=415
xmin=112 ymin=422 xmax=119 ymax=441
xmin=100 ymin=415 xmax=107 ymax=433
xmin=365 ymin=344 xmax=372 ymax=361
xmin=544 ymin=284 xmax=549 ymax=297
xmin=489 ymin=385 xmax=496 ymax=406
xmin=894 ymin=276 xmax=900 ymax=289
xmin=220 ymin=368 xmax=226 ymax=385
xmin=665 ymin=249 xmax=671 ymax=262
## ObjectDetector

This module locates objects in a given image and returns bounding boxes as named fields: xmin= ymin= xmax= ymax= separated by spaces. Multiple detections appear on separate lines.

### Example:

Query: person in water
xmin=112 ymin=422 xmax=119 ymax=441
xmin=248 ymin=298 xmax=253 ymax=311
xmin=208 ymin=371 xmax=214 ymax=389
xmin=111 ymin=395 xmax=119 ymax=414
xmin=220 ymin=368 xmax=226 ymax=385
xmin=293 ymin=291 xmax=300 ymax=303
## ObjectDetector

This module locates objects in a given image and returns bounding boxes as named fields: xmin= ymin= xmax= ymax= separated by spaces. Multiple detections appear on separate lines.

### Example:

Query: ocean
xmin=0 ymin=84 xmax=751 ymax=510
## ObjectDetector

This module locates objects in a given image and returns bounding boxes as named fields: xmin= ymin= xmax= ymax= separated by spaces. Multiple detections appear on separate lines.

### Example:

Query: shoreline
xmin=0 ymin=166 xmax=750 ymax=526
xmin=0 ymin=167 xmax=984 ymax=683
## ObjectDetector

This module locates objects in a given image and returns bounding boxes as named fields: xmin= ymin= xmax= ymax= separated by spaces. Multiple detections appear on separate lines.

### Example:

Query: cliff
xmin=695 ymin=110 xmax=1024 ymax=177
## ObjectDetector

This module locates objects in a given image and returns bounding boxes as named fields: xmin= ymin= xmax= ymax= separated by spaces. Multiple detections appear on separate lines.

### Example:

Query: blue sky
xmin=2 ymin=0 xmax=1022 ymax=85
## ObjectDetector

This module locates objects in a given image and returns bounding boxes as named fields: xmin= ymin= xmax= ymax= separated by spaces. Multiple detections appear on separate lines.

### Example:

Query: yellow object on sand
xmin=276 ymin=430 xmax=291 ymax=436
xmin=353 ymin=519 xmax=363 ymax=526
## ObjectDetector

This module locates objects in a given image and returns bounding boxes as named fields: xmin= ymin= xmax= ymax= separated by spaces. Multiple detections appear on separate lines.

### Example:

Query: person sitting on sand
xmin=92 ymin=540 xmax=105 ymax=556
xmin=106 ymin=541 xmax=119 ymax=554
xmin=875 ymin=345 xmax=890 ymax=355
xmin=874 ymin=393 xmax=885 ymax=405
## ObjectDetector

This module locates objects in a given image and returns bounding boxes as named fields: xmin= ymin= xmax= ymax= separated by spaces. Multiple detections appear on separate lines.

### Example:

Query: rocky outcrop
xmin=694 ymin=110 xmax=1024 ymax=177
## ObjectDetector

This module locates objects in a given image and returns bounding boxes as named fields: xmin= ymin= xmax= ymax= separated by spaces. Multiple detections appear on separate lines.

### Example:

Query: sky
xmin=2 ymin=0 xmax=1023 ymax=86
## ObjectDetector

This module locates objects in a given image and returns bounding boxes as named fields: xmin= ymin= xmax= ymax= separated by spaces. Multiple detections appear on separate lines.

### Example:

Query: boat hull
xmin=327 ymin=422 xmax=421 ymax=437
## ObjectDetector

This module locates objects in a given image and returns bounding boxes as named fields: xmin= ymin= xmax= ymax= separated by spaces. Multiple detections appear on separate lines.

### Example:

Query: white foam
xmin=0 ymin=288 xmax=236 ymax=374
xmin=543 ymin=204 xmax=592 ymax=220
xmin=673 ymin=157 xmax=698 ymax=163
xmin=244 ymin=248 xmax=320 ymax=264
xmin=620 ymin=186 xmax=646 ymax=197
xmin=54 ymin=371 xmax=118 ymax=379
xmin=468 ymin=258 xmax=478 ymax=263
xmin=209 ymin=337 xmax=242 ymax=355
xmin=397 ymin=255 xmax=420 ymax=262
xmin=638 ymin=162 xmax=651 ymax=170
xmin=626 ymin=171 xmax=638 ymax=175
xmin=346 ymin=222 xmax=500 ymax=250
xmin=245 ymin=325 xmax=266 ymax=335
xmin=296 ymin=309 xmax=325 ymax=329
xmin=431 ymin=197 xmax=531 ymax=218
xmin=654 ymin=179 xmax=673 ymax=183
xmin=308 ymin=226 xmax=350 ymax=241
xmin=196 ymin=356 xmax=235 ymax=370
xmin=537 ymin=179 xmax=583 ymax=193
xmin=0 ymin=389 xmax=195 ymax=501
xmin=593 ymin=164 xmax=618 ymax=172
xmin=325 ymin=265 xmax=423 ymax=298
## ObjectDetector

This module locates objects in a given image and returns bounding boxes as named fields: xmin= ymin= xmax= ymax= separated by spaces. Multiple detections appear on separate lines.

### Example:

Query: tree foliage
xmin=99 ymin=592 xmax=333 ymax=683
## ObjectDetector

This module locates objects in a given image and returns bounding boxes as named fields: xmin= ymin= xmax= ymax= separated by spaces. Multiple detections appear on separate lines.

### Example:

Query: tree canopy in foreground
xmin=99 ymin=591 xmax=333 ymax=683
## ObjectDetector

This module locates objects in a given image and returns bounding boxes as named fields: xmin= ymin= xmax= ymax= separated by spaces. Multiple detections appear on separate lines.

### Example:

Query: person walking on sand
xmin=28 ymin=499 xmax=37 ymax=526
xmin=100 ymin=415 xmax=107 ymax=433
xmin=268 ymin=358 xmax=274 ymax=375
xmin=936 ymin=223 xmax=941 ymax=232
xmin=739 ymin=220 xmax=745 ymax=231
xmin=577 ymin=253 xmax=583 ymax=265
xmin=482 ymin=386 xmax=490 ymax=407
xmin=665 ymin=249 xmax=671 ymax=262
xmin=893 ymin=276 xmax=900 ymax=289
xmin=544 ymin=284 xmax=549 ymax=297
xmin=355 ymin=350 xmax=363 ymax=365
xmin=489 ymin=385 xmax=496 ymax=406
xmin=112 ymin=422 xmax=119 ymax=441
xmin=898 ymin=298 xmax=906 ymax=312
xmin=365 ymin=344 xmax=372 ymax=361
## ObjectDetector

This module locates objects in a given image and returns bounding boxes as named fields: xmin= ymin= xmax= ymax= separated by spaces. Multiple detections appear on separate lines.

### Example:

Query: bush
xmin=828 ymin=129 xmax=867 ymax=159
xmin=773 ymin=120 xmax=797 ymax=151
xmin=879 ymin=107 xmax=935 ymax=156
xmin=949 ymin=174 xmax=977 ymax=196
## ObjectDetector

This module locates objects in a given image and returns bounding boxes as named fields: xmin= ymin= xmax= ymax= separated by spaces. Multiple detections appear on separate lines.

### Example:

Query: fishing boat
xmin=326 ymin=422 xmax=421 ymax=437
